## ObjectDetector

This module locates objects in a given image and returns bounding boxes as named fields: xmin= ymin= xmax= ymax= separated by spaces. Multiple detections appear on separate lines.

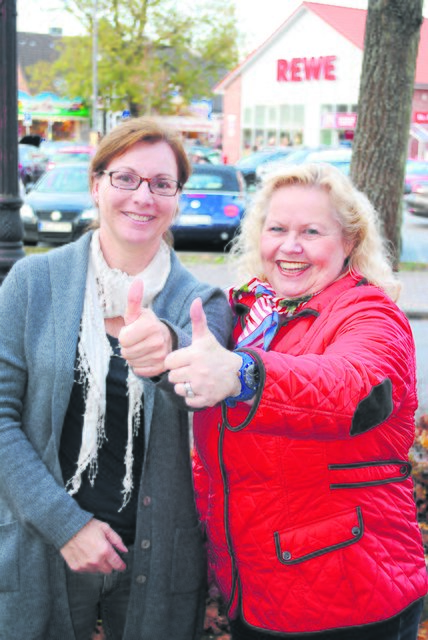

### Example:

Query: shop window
xmin=243 ymin=108 xmax=252 ymax=126
xmin=321 ymin=104 xmax=334 ymax=115
xmin=255 ymin=129 xmax=265 ymax=149
xmin=292 ymin=105 xmax=304 ymax=126
xmin=279 ymin=104 xmax=291 ymax=125
xmin=267 ymin=130 xmax=277 ymax=146
xmin=293 ymin=130 xmax=303 ymax=145
xmin=337 ymin=104 xmax=348 ymax=113
xmin=280 ymin=131 xmax=292 ymax=146
xmin=320 ymin=129 xmax=334 ymax=145
xmin=255 ymin=106 xmax=266 ymax=127
xmin=268 ymin=106 xmax=277 ymax=125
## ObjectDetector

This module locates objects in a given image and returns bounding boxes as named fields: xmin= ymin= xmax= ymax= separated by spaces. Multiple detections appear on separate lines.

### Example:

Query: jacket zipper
xmin=218 ymin=419 xmax=238 ymax=611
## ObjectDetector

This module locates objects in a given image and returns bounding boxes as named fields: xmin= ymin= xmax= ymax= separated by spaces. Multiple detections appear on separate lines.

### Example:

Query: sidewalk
xmin=184 ymin=259 xmax=428 ymax=319
xmin=397 ymin=270 xmax=428 ymax=319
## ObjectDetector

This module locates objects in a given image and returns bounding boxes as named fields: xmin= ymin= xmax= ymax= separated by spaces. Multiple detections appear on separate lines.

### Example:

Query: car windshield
xmin=185 ymin=171 xmax=238 ymax=191
xmin=236 ymin=151 xmax=279 ymax=168
xmin=35 ymin=166 xmax=89 ymax=193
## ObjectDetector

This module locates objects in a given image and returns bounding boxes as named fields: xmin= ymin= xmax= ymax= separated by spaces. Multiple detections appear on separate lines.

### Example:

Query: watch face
xmin=243 ymin=363 xmax=260 ymax=390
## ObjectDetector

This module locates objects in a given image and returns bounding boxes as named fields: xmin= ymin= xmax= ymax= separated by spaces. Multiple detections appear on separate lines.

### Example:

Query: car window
xmin=185 ymin=171 xmax=238 ymax=191
xmin=36 ymin=167 xmax=89 ymax=193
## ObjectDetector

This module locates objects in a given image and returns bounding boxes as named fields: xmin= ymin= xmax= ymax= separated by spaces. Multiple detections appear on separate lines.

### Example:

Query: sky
xmin=16 ymin=0 xmax=428 ymax=54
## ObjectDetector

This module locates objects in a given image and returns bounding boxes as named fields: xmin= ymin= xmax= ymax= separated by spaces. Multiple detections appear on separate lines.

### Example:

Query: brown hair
xmin=89 ymin=116 xmax=191 ymax=189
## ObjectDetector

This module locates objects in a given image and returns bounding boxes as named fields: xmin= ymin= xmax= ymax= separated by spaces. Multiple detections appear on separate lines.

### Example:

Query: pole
xmin=92 ymin=0 xmax=98 ymax=133
xmin=0 ymin=0 xmax=25 ymax=285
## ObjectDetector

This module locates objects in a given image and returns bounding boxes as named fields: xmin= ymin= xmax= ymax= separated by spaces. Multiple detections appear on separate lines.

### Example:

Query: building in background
xmin=215 ymin=1 xmax=428 ymax=164
xmin=17 ymin=30 xmax=219 ymax=144
xmin=17 ymin=30 xmax=90 ymax=141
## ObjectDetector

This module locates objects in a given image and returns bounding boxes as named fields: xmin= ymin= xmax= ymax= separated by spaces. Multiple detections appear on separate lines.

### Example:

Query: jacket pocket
xmin=171 ymin=524 xmax=206 ymax=594
xmin=274 ymin=506 xmax=363 ymax=565
xmin=328 ymin=459 xmax=411 ymax=489
xmin=0 ymin=521 xmax=19 ymax=591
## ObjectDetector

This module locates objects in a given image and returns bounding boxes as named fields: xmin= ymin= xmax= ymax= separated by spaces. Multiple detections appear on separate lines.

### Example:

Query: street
xmin=402 ymin=206 xmax=428 ymax=263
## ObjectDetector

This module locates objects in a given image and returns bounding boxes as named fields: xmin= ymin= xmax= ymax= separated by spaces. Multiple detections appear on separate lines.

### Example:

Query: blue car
xmin=173 ymin=164 xmax=247 ymax=246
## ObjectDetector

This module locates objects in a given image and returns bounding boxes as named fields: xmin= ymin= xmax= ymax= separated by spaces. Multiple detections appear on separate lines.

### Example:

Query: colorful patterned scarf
xmin=229 ymin=277 xmax=314 ymax=351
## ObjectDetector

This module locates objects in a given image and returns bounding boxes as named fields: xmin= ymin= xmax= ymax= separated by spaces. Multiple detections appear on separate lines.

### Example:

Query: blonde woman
xmin=167 ymin=163 xmax=427 ymax=640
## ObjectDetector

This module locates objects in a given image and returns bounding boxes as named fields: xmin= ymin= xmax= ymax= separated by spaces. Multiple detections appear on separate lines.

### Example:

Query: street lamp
xmin=0 ymin=0 xmax=25 ymax=285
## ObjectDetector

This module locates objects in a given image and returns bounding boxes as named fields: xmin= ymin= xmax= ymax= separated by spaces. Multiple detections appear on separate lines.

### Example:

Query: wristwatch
xmin=225 ymin=351 xmax=260 ymax=408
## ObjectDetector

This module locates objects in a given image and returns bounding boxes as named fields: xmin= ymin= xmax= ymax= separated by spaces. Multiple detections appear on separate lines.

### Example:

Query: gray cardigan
xmin=0 ymin=232 xmax=232 ymax=640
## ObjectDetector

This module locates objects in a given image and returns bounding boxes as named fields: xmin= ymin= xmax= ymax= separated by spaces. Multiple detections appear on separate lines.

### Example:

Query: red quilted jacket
xmin=193 ymin=273 xmax=427 ymax=634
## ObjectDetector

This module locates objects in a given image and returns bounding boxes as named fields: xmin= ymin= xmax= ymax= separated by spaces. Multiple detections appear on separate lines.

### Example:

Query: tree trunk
xmin=350 ymin=0 xmax=423 ymax=269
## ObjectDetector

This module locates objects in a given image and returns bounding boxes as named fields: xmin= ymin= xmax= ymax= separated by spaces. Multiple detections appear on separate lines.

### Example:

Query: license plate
xmin=178 ymin=214 xmax=212 ymax=226
xmin=38 ymin=221 xmax=73 ymax=233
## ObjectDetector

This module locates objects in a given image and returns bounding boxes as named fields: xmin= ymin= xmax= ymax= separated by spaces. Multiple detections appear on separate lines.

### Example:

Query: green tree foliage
xmin=25 ymin=0 xmax=239 ymax=117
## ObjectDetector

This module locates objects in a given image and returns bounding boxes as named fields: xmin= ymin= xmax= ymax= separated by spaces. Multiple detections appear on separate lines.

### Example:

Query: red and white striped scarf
xmin=228 ymin=277 xmax=313 ymax=350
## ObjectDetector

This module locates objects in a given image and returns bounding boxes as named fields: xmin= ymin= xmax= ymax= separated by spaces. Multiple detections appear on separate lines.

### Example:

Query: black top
xmin=60 ymin=334 xmax=145 ymax=545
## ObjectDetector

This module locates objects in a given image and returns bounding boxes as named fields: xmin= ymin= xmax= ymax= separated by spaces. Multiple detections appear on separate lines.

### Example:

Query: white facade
xmin=239 ymin=9 xmax=363 ymax=150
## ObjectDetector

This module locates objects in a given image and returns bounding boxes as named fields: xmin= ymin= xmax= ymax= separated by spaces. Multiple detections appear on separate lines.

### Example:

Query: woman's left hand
xmin=165 ymin=298 xmax=242 ymax=408
xmin=119 ymin=280 xmax=173 ymax=377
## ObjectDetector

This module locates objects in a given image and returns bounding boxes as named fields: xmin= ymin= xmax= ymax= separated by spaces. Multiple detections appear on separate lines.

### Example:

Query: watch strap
xmin=224 ymin=351 xmax=260 ymax=408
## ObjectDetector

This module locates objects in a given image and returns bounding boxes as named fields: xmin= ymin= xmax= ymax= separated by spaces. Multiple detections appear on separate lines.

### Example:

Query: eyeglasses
xmin=100 ymin=170 xmax=181 ymax=196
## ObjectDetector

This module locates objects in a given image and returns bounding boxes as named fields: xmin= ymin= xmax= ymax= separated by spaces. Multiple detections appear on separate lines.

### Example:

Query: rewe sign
xmin=277 ymin=56 xmax=337 ymax=82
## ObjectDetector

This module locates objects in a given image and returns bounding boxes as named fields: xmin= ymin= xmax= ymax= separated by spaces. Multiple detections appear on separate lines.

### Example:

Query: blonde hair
xmin=230 ymin=163 xmax=401 ymax=301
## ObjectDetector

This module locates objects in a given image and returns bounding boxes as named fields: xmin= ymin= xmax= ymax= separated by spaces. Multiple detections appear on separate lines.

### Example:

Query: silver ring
xmin=184 ymin=381 xmax=195 ymax=398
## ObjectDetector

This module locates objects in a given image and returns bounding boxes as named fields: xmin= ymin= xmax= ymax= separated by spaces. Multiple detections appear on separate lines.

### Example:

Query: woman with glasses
xmin=0 ymin=117 xmax=232 ymax=640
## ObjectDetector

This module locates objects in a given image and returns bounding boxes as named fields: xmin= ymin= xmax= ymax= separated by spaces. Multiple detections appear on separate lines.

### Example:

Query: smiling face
xmin=92 ymin=140 xmax=179 ymax=270
xmin=260 ymin=185 xmax=352 ymax=298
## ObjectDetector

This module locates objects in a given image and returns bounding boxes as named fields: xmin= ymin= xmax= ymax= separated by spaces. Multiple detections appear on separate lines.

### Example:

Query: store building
xmin=215 ymin=2 xmax=428 ymax=164
xmin=18 ymin=31 xmax=90 ymax=141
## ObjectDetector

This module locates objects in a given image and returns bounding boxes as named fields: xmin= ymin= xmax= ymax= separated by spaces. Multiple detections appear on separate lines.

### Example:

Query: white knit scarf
xmin=65 ymin=230 xmax=171 ymax=510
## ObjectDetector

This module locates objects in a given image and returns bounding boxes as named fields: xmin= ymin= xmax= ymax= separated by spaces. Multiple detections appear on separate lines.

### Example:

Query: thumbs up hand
xmin=165 ymin=298 xmax=241 ymax=408
xmin=124 ymin=278 xmax=144 ymax=326
xmin=119 ymin=279 xmax=174 ymax=378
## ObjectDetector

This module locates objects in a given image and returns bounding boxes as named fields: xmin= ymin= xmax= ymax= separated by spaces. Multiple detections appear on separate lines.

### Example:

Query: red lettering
xmin=277 ymin=56 xmax=337 ymax=82
xmin=414 ymin=112 xmax=428 ymax=124
xmin=304 ymin=57 xmax=322 ymax=80
xmin=324 ymin=55 xmax=337 ymax=80
xmin=277 ymin=59 xmax=289 ymax=82
xmin=291 ymin=58 xmax=303 ymax=82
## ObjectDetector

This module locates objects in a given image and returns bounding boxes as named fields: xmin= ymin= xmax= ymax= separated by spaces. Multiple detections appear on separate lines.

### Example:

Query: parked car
xmin=186 ymin=145 xmax=223 ymax=165
xmin=404 ymin=180 xmax=428 ymax=217
xmin=172 ymin=164 xmax=247 ymax=246
xmin=236 ymin=147 xmax=296 ymax=187
xmin=20 ymin=162 xmax=97 ymax=245
xmin=303 ymin=147 xmax=353 ymax=174
xmin=46 ymin=144 xmax=96 ymax=171
xmin=404 ymin=159 xmax=428 ymax=194
xmin=40 ymin=140 xmax=81 ymax=160
xmin=18 ymin=143 xmax=49 ymax=187
xmin=255 ymin=145 xmax=328 ymax=182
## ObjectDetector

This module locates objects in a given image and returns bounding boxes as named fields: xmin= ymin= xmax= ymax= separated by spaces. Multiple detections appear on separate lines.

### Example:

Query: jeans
xmin=229 ymin=598 xmax=424 ymax=640
xmin=65 ymin=546 xmax=134 ymax=640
